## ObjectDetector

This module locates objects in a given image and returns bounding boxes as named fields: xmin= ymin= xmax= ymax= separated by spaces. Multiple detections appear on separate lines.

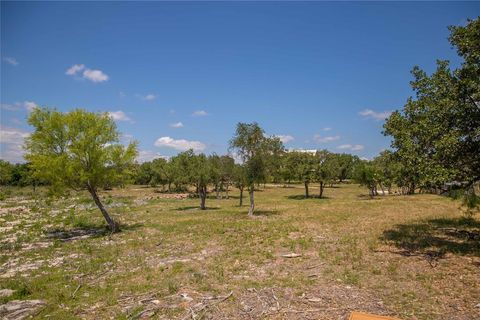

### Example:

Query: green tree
xmin=354 ymin=161 xmax=381 ymax=198
xmin=384 ymin=18 xmax=480 ymax=203
xmin=289 ymin=151 xmax=316 ymax=198
xmin=25 ymin=108 xmax=138 ymax=232
xmin=314 ymin=150 xmax=334 ymax=198
xmin=0 ymin=160 xmax=13 ymax=186
xmin=232 ymin=163 xmax=248 ymax=206
xmin=230 ymin=122 xmax=281 ymax=215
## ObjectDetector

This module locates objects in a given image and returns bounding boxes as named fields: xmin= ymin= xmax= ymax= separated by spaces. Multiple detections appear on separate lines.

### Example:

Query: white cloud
xmin=3 ymin=57 xmax=18 ymax=66
xmin=192 ymin=110 xmax=207 ymax=117
xmin=66 ymin=64 xmax=109 ymax=83
xmin=313 ymin=134 xmax=340 ymax=143
xmin=136 ymin=150 xmax=168 ymax=163
xmin=276 ymin=135 xmax=294 ymax=144
xmin=0 ymin=126 xmax=30 ymax=144
xmin=323 ymin=127 xmax=332 ymax=131
xmin=143 ymin=94 xmax=156 ymax=101
xmin=0 ymin=126 xmax=30 ymax=163
xmin=154 ymin=136 xmax=206 ymax=152
xmin=337 ymin=144 xmax=364 ymax=151
xmin=359 ymin=109 xmax=392 ymax=121
xmin=65 ymin=64 xmax=85 ymax=75
xmin=0 ymin=101 xmax=37 ymax=112
xmin=170 ymin=122 xmax=184 ymax=128
xmin=108 ymin=111 xmax=131 ymax=122
xmin=83 ymin=69 xmax=109 ymax=83
xmin=23 ymin=101 xmax=38 ymax=112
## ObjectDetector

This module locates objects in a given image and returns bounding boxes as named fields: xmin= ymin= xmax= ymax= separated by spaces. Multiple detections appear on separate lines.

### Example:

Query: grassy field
xmin=0 ymin=183 xmax=479 ymax=319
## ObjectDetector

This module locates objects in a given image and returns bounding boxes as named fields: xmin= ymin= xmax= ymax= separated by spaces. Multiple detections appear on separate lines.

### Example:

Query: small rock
xmin=475 ymin=303 xmax=480 ymax=308
xmin=180 ymin=293 xmax=193 ymax=302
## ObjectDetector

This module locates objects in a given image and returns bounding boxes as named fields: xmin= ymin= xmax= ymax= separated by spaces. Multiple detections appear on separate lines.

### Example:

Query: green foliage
xmin=25 ymin=107 xmax=138 ymax=230
xmin=25 ymin=108 xmax=138 ymax=194
xmin=384 ymin=18 xmax=480 ymax=208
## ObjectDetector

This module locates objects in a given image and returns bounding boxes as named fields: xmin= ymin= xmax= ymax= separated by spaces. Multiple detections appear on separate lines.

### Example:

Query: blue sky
xmin=1 ymin=2 xmax=478 ymax=162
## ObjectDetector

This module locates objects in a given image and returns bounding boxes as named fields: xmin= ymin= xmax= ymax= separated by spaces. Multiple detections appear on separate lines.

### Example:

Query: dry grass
xmin=0 ymin=184 xmax=479 ymax=319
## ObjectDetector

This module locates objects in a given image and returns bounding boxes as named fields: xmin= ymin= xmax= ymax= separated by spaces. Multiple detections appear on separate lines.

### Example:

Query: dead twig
xmin=71 ymin=284 xmax=82 ymax=299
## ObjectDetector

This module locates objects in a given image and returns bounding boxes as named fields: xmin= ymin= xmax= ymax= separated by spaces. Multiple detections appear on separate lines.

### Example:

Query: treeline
xmin=0 ymin=160 xmax=41 ymax=189
xmin=133 ymin=149 xmax=360 ymax=200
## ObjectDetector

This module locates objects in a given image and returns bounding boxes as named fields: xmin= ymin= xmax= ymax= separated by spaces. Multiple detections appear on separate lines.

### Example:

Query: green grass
xmin=0 ymin=184 xmax=479 ymax=319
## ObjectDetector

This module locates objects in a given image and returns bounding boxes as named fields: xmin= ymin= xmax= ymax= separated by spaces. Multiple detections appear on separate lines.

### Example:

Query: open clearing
xmin=1 ymin=184 xmax=479 ymax=319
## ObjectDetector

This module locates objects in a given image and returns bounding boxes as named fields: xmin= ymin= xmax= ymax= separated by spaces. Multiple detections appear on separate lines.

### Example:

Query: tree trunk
xmin=304 ymin=181 xmax=309 ymax=198
xmin=216 ymin=184 xmax=220 ymax=199
xmin=168 ymin=182 xmax=171 ymax=193
xmin=87 ymin=185 xmax=119 ymax=232
xmin=248 ymin=187 xmax=254 ymax=216
xmin=408 ymin=183 xmax=415 ymax=195
xmin=225 ymin=184 xmax=229 ymax=199
xmin=199 ymin=185 xmax=207 ymax=210
xmin=319 ymin=181 xmax=324 ymax=198
xmin=239 ymin=187 xmax=243 ymax=206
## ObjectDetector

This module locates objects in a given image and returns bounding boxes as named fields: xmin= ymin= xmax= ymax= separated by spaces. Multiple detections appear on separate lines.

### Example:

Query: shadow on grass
xmin=253 ymin=210 xmax=280 ymax=216
xmin=286 ymin=195 xmax=330 ymax=200
xmin=45 ymin=223 xmax=143 ymax=241
xmin=46 ymin=227 xmax=107 ymax=241
xmin=175 ymin=206 xmax=220 ymax=211
xmin=381 ymin=217 xmax=480 ymax=258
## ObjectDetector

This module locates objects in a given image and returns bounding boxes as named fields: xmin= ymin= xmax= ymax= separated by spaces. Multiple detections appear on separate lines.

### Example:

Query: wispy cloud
xmin=0 ymin=125 xmax=30 ymax=163
xmin=275 ymin=135 xmax=294 ymax=144
xmin=66 ymin=64 xmax=109 ymax=83
xmin=154 ymin=136 xmax=206 ymax=152
xmin=323 ymin=127 xmax=332 ymax=131
xmin=192 ymin=110 xmax=207 ymax=117
xmin=65 ymin=64 xmax=85 ymax=75
xmin=137 ymin=150 xmax=168 ymax=163
xmin=313 ymin=134 xmax=340 ymax=143
xmin=170 ymin=122 xmax=184 ymax=128
xmin=3 ymin=57 xmax=18 ymax=66
xmin=337 ymin=144 xmax=364 ymax=151
xmin=108 ymin=111 xmax=131 ymax=122
xmin=0 ymin=101 xmax=37 ymax=112
xmin=359 ymin=109 xmax=392 ymax=121
xmin=142 ymin=94 xmax=156 ymax=101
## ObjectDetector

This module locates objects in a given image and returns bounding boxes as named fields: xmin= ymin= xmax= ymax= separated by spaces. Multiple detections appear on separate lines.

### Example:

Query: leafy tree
xmin=289 ymin=152 xmax=316 ymax=198
xmin=0 ymin=160 xmax=13 ymax=186
xmin=218 ymin=155 xmax=235 ymax=198
xmin=314 ymin=150 xmax=334 ymax=198
xmin=372 ymin=150 xmax=398 ymax=194
xmin=264 ymin=136 xmax=285 ymax=184
xmin=135 ymin=161 xmax=154 ymax=186
xmin=232 ymin=163 xmax=248 ymax=206
xmin=280 ymin=152 xmax=297 ymax=186
xmin=25 ymin=108 xmax=138 ymax=232
xmin=194 ymin=153 xmax=211 ymax=209
xmin=230 ymin=122 xmax=281 ymax=215
xmin=354 ymin=161 xmax=381 ymax=198
xmin=384 ymin=18 xmax=479 ymax=205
